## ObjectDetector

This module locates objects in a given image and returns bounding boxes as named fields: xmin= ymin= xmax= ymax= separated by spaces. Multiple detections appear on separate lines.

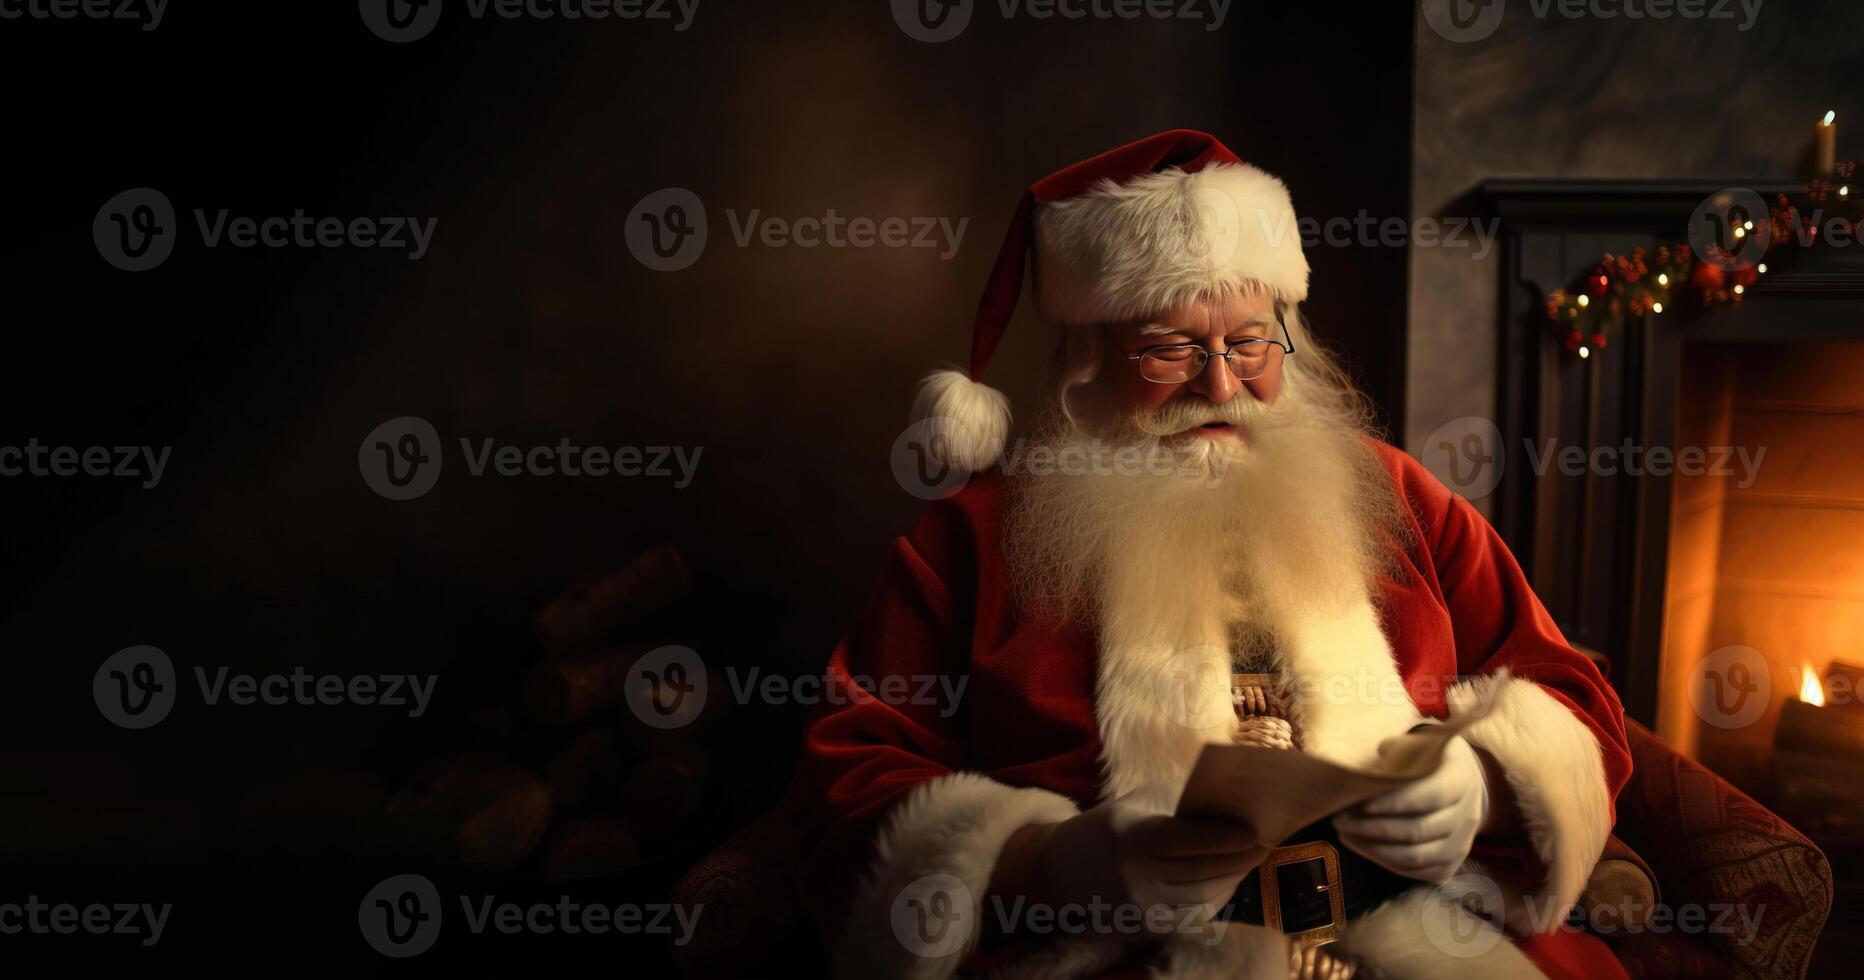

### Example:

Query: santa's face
xmin=1095 ymin=290 xmax=1285 ymax=444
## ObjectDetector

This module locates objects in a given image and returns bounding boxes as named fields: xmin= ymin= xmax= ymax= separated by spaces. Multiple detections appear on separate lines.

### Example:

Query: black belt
xmin=1216 ymin=821 xmax=1415 ymax=949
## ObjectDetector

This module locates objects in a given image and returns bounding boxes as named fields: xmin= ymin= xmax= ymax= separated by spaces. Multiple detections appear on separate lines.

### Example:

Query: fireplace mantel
xmin=1478 ymin=179 xmax=1864 ymax=727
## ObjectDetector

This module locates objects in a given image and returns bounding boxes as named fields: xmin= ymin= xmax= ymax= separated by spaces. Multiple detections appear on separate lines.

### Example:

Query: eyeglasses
xmin=1125 ymin=310 xmax=1297 ymax=384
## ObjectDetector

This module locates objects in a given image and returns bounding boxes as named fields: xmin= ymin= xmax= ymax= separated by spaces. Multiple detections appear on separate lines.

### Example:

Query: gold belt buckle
xmin=1260 ymin=841 xmax=1345 ymax=951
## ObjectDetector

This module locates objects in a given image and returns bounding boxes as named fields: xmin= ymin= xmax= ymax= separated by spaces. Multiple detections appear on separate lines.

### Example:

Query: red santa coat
xmin=786 ymin=440 xmax=1633 ymax=980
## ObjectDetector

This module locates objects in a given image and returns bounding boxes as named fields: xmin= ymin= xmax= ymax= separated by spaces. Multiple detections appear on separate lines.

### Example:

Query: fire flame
xmin=1800 ymin=664 xmax=1826 ymax=706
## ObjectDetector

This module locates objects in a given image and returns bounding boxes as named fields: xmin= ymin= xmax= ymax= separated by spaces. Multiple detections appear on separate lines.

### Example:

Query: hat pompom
xmin=913 ymin=369 xmax=1012 ymax=472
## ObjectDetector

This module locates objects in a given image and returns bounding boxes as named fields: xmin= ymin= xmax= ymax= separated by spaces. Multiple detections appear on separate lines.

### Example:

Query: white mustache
xmin=1131 ymin=396 xmax=1279 ymax=438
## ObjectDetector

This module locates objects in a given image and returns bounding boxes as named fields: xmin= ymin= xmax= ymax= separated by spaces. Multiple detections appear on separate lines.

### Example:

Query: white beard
xmin=1005 ymin=382 xmax=1395 ymax=638
xmin=1004 ymin=380 xmax=1412 ymax=798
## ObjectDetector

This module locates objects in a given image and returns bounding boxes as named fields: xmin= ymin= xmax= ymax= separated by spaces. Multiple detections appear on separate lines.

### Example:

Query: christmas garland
xmin=1544 ymin=164 xmax=1859 ymax=357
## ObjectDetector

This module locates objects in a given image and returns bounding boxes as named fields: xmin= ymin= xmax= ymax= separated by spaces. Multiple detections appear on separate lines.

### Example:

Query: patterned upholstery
xmin=1609 ymin=720 xmax=1832 ymax=979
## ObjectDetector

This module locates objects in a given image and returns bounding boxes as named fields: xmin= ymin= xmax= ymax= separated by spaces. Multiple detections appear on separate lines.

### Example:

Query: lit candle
xmin=1815 ymin=110 xmax=1838 ymax=177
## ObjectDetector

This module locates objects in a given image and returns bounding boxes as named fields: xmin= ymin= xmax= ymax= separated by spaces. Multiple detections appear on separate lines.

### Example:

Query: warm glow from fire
xmin=1801 ymin=664 xmax=1826 ymax=706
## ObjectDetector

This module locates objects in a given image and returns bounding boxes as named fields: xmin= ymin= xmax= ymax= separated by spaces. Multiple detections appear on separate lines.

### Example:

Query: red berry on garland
xmin=1690 ymin=262 xmax=1726 ymax=291
xmin=1564 ymin=330 xmax=1581 ymax=352
xmin=1731 ymin=265 xmax=1759 ymax=289
xmin=1592 ymin=332 xmax=1607 ymax=349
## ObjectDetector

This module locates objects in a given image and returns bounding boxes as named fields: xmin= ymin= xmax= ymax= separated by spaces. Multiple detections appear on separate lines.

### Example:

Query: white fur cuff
xmin=1448 ymin=669 xmax=1612 ymax=936
xmin=831 ymin=772 xmax=1081 ymax=980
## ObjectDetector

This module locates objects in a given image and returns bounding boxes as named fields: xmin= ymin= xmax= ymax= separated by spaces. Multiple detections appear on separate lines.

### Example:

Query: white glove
xmin=1332 ymin=734 xmax=1490 ymax=884
xmin=1041 ymin=797 xmax=1260 ymax=929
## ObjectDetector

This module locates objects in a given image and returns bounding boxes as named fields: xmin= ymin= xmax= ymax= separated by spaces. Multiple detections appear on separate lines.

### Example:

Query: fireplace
xmin=1659 ymin=340 xmax=1864 ymax=792
xmin=1481 ymin=180 xmax=1864 ymax=808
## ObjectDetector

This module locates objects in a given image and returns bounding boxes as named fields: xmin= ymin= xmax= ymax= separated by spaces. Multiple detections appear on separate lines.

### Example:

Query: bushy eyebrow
xmin=1138 ymin=313 xmax=1276 ymax=338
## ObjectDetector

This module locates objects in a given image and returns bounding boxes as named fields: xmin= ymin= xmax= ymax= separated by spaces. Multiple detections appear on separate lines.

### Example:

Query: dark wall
xmin=0 ymin=0 xmax=1411 ymax=963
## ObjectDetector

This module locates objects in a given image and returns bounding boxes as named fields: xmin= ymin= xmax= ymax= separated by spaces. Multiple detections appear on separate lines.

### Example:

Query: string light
xmin=1743 ymin=220 xmax=1755 ymax=231
xmin=1578 ymin=294 xmax=1590 ymax=307
xmin=1653 ymin=302 xmax=1664 ymax=313
xmin=1733 ymin=285 xmax=1744 ymax=295
xmin=1578 ymin=346 xmax=1591 ymax=359
xmin=1842 ymin=186 xmax=1852 ymax=198
xmin=1658 ymin=273 xmax=1669 ymax=286
xmin=1734 ymin=226 xmax=1747 ymax=239
xmin=1758 ymin=263 xmax=1769 ymax=274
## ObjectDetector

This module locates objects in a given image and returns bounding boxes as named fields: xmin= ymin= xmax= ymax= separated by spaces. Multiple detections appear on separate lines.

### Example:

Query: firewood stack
xmin=388 ymin=544 xmax=720 ymax=878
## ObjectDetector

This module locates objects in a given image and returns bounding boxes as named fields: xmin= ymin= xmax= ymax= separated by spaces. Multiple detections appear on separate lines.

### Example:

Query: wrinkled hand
xmin=1332 ymin=734 xmax=1489 ymax=884
xmin=1040 ymin=798 xmax=1261 ymax=929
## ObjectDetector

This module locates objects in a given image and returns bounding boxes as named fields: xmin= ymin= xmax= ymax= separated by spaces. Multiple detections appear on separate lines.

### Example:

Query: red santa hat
xmin=915 ymin=129 xmax=1310 ymax=471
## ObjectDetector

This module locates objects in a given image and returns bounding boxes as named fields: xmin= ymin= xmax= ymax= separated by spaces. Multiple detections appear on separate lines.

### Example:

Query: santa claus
xmin=784 ymin=131 xmax=1632 ymax=979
